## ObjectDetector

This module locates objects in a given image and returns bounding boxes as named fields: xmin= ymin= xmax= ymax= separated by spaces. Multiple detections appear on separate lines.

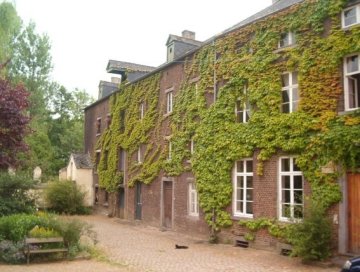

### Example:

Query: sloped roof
xmin=107 ymin=60 xmax=156 ymax=74
xmin=218 ymin=0 xmax=305 ymax=37
xmin=71 ymin=153 xmax=93 ymax=169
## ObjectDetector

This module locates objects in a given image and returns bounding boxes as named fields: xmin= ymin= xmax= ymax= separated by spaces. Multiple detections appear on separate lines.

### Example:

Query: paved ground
xmin=0 ymin=214 xmax=341 ymax=272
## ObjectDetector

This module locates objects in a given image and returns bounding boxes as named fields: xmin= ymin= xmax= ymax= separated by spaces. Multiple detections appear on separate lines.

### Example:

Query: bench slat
xmin=28 ymin=249 xmax=68 ymax=254
xmin=26 ymin=237 xmax=64 ymax=243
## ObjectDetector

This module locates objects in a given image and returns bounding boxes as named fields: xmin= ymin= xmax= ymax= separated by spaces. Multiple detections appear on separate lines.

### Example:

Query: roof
xmin=71 ymin=153 xmax=93 ymax=169
xmin=166 ymin=34 xmax=203 ymax=47
xmin=107 ymin=60 xmax=156 ymax=74
xmin=221 ymin=0 xmax=305 ymax=35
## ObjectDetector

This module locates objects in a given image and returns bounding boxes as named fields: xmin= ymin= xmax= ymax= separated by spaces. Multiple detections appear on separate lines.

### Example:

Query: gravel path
xmin=0 ymin=214 xmax=341 ymax=272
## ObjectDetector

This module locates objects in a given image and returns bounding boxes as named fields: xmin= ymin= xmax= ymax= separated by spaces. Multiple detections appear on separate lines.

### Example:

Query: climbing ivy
xmin=96 ymin=0 xmax=360 ymax=239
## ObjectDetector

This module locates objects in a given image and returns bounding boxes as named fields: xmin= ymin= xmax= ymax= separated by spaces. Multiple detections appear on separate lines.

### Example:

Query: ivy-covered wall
xmin=95 ymin=0 xmax=360 ymax=237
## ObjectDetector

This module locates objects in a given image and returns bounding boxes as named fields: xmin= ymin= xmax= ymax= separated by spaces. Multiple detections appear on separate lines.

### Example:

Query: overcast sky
xmin=12 ymin=0 xmax=272 ymax=99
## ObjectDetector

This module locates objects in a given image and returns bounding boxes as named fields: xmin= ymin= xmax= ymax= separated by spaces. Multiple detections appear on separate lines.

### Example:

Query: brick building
xmin=84 ymin=0 xmax=360 ymax=255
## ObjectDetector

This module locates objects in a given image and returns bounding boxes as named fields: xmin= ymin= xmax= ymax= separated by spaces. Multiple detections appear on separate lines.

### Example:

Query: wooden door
xmin=135 ymin=182 xmax=142 ymax=220
xmin=118 ymin=187 xmax=125 ymax=219
xmin=348 ymin=173 xmax=360 ymax=253
xmin=163 ymin=181 xmax=173 ymax=229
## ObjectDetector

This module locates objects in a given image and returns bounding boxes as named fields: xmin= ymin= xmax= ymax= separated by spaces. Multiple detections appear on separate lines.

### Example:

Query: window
xmin=168 ymin=141 xmax=172 ymax=160
xmin=342 ymin=4 xmax=360 ymax=28
xmin=137 ymin=146 xmax=142 ymax=163
xmin=281 ymin=72 xmax=299 ymax=113
xmin=96 ymin=118 xmax=101 ymax=135
xmin=166 ymin=91 xmax=173 ymax=113
xmin=139 ymin=102 xmax=145 ymax=119
xmin=279 ymin=157 xmax=304 ymax=221
xmin=120 ymin=110 xmax=125 ymax=133
xmin=95 ymin=150 xmax=101 ymax=173
xmin=344 ymin=54 xmax=360 ymax=110
xmin=118 ymin=148 xmax=125 ymax=172
xmin=233 ymin=159 xmax=253 ymax=218
xmin=236 ymin=84 xmax=251 ymax=123
xmin=104 ymin=150 xmax=109 ymax=170
xmin=278 ymin=32 xmax=296 ymax=48
xmin=190 ymin=138 xmax=195 ymax=155
xmin=188 ymin=183 xmax=199 ymax=216
xmin=106 ymin=114 xmax=111 ymax=128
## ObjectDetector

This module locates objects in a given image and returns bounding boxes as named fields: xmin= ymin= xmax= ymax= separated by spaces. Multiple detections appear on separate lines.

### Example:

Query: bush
xmin=0 ymin=172 xmax=36 ymax=216
xmin=286 ymin=202 xmax=332 ymax=261
xmin=0 ymin=213 xmax=97 ymax=262
xmin=45 ymin=180 xmax=89 ymax=215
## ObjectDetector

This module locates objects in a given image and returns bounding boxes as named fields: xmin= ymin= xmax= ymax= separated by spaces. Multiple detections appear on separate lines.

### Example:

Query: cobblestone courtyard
xmin=0 ymin=214 xmax=340 ymax=272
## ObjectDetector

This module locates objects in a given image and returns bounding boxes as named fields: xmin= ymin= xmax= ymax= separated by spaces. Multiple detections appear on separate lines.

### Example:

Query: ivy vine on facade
xmin=84 ymin=0 xmax=360 ymax=255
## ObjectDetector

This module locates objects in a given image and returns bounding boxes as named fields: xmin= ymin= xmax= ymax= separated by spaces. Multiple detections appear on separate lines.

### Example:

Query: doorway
xmin=162 ymin=181 xmax=173 ymax=229
xmin=348 ymin=173 xmax=360 ymax=253
xmin=135 ymin=182 xmax=142 ymax=220
xmin=118 ymin=187 xmax=125 ymax=219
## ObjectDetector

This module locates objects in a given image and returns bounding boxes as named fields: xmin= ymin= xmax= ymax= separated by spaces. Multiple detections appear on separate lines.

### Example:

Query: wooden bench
xmin=25 ymin=237 xmax=68 ymax=264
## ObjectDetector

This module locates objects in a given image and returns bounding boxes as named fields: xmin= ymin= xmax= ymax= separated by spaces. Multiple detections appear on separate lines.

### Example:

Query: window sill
xmin=232 ymin=214 xmax=254 ymax=221
xmin=338 ymin=108 xmax=360 ymax=115
xmin=187 ymin=214 xmax=200 ymax=220
xmin=274 ymin=44 xmax=297 ymax=53
xmin=342 ymin=23 xmax=360 ymax=30
xmin=163 ymin=112 xmax=173 ymax=118
xmin=96 ymin=133 xmax=101 ymax=137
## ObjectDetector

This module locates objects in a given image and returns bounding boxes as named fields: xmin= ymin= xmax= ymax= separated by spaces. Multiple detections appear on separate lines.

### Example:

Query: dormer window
xmin=166 ymin=90 xmax=173 ymax=113
xmin=279 ymin=32 xmax=296 ymax=48
xmin=236 ymin=84 xmax=251 ymax=123
xmin=96 ymin=118 xmax=101 ymax=135
xmin=342 ymin=4 xmax=360 ymax=28
xmin=106 ymin=114 xmax=111 ymax=128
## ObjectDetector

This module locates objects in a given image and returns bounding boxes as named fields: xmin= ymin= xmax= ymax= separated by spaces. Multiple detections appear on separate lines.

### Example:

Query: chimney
xmin=182 ymin=30 xmax=195 ymax=40
xmin=111 ymin=77 xmax=121 ymax=84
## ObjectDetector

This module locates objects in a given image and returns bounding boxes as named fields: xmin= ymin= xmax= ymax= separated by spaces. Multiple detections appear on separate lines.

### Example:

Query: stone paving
xmin=0 ymin=214 xmax=342 ymax=271
xmin=81 ymin=214 xmax=339 ymax=272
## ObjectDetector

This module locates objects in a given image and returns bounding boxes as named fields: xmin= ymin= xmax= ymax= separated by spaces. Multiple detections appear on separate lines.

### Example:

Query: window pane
xmin=246 ymin=202 xmax=253 ymax=214
xmin=237 ymin=201 xmax=243 ymax=213
xmin=236 ymin=100 xmax=242 ymax=111
xmin=236 ymin=188 xmax=241 ymax=201
xmin=292 ymin=101 xmax=299 ymax=112
xmin=237 ymin=176 xmax=244 ymax=188
xmin=282 ymin=74 xmax=290 ymax=87
xmin=246 ymin=189 xmax=253 ymax=201
xmin=292 ymin=72 xmax=298 ymax=84
xmin=247 ymin=176 xmax=253 ymax=188
xmin=294 ymin=190 xmax=303 ymax=204
xmin=237 ymin=161 xmax=244 ymax=173
xmin=280 ymin=33 xmax=289 ymax=47
xmin=245 ymin=110 xmax=250 ymax=122
xmin=282 ymin=204 xmax=291 ymax=218
xmin=281 ymin=158 xmax=290 ymax=172
xmin=240 ymin=189 xmax=244 ymax=200
xmin=246 ymin=160 xmax=253 ymax=173
xmin=293 ymin=158 xmax=301 ymax=171
xmin=347 ymin=55 xmax=359 ymax=73
xmin=344 ymin=8 xmax=357 ymax=26
xmin=292 ymin=88 xmax=298 ymax=101
xmin=294 ymin=205 xmax=303 ymax=218
xmin=282 ymin=90 xmax=290 ymax=102
xmin=294 ymin=175 xmax=303 ymax=189
xmin=282 ymin=176 xmax=291 ymax=189
xmin=282 ymin=189 xmax=291 ymax=203
xmin=237 ymin=111 xmax=244 ymax=123
xmin=282 ymin=103 xmax=290 ymax=113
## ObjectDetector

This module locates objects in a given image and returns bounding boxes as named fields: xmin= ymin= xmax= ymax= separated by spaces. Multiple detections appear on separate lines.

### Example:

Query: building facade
xmin=84 ymin=0 xmax=360 ymax=254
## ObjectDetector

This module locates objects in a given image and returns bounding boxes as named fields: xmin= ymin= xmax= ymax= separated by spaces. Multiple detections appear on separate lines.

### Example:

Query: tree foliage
xmin=0 ymin=75 xmax=30 ymax=169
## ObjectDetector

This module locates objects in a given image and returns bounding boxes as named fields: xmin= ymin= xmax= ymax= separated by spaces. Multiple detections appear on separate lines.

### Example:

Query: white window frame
xmin=278 ymin=31 xmax=296 ymax=48
xmin=166 ymin=91 xmax=173 ymax=113
xmin=281 ymin=72 xmax=299 ymax=113
xmin=96 ymin=117 xmax=102 ymax=135
xmin=278 ymin=157 xmax=304 ymax=222
xmin=190 ymin=138 xmax=195 ymax=155
xmin=188 ymin=183 xmax=199 ymax=217
xmin=168 ymin=141 xmax=172 ymax=160
xmin=344 ymin=53 xmax=360 ymax=111
xmin=233 ymin=159 xmax=253 ymax=218
xmin=137 ymin=146 xmax=142 ymax=163
xmin=235 ymin=85 xmax=251 ymax=123
xmin=140 ymin=102 xmax=145 ymax=119
xmin=342 ymin=4 xmax=360 ymax=28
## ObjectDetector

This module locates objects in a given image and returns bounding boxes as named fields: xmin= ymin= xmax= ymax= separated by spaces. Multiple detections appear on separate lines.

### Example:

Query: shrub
xmin=0 ymin=172 xmax=36 ymax=216
xmin=28 ymin=226 xmax=60 ymax=238
xmin=286 ymin=202 xmax=332 ymax=261
xmin=0 ymin=240 xmax=26 ymax=264
xmin=45 ymin=180 xmax=89 ymax=215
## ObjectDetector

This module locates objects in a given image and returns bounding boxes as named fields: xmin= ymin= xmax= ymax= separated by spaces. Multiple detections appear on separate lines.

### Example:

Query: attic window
xmin=342 ymin=4 xmax=360 ymax=28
